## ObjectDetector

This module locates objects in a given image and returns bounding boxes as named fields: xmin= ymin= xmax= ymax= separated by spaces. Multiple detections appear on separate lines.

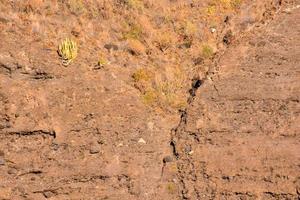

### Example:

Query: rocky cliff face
xmin=172 ymin=3 xmax=300 ymax=199
xmin=0 ymin=0 xmax=299 ymax=199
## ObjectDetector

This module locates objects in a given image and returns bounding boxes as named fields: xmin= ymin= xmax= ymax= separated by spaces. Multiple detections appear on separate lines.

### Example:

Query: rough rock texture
xmin=0 ymin=0 xmax=299 ymax=200
xmin=172 ymin=4 xmax=300 ymax=199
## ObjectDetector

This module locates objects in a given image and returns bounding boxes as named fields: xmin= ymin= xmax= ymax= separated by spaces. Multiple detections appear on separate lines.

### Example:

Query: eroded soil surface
xmin=0 ymin=0 xmax=299 ymax=200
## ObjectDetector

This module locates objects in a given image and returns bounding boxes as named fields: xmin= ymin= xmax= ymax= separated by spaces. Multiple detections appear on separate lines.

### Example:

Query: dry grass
xmin=126 ymin=0 xmax=144 ymax=10
xmin=205 ymin=5 xmax=216 ymax=16
xmin=166 ymin=182 xmax=177 ymax=194
xmin=97 ymin=53 xmax=108 ymax=68
xmin=142 ymin=89 xmax=158 ymax=105
xmin=202 ymin=44 xmax=214 ymax=59
xmin=132 ymin=65 xmax=187 ymax=111
xmin=123 ymin=23 xmax=143 ymax=40
xmin=230 ymin=0 xmax=242 ymax=9
xmin=68 ymin=0 xmax=86 ymax=15
xmin=220 ymin=0 xmax=242 ymax=9
xmin=155 ymin=32 xmax=174 ymax=51
xmin=132 ymin=68 xmax=153 ymax=82
xmin=184 ymin=21 xmax=197 ymax=36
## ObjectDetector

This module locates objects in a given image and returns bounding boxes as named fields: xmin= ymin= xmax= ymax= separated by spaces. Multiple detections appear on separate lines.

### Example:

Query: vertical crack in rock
xmin=168 ymin=1 xmax=287 ymax=198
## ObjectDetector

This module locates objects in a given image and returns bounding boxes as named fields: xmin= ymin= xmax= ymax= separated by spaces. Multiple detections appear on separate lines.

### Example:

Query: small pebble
xmin=89 ymin=144 xmax=101 ymax=154
xmin=163 ymin=156 xmax=173 ymax=163
xmin=7 ymin=168 xmax=17 ymax=175
xmin=43 ymin=191 xmax=55 ymax=198
xmin=117 ymin=143 xmax=123 ymax=147
xmin=184 ymin=146 xmax=192 ymax=154
xmin=138 ymin=138 xmax=146 ymax=144
xmin=147 ymin=122 xmax=154 ymax=130
xmin=104 ymin=43 xmax=118 ymax=51
xmin=111 ymin=73 xmax=117 ymax=79
xmin=0 ymin=157 xmax=5 ymax=165
xmin=284 ymin=8 xmax=292 ymax=13
xmin=51 ymin=143 xmax=59 ymax=151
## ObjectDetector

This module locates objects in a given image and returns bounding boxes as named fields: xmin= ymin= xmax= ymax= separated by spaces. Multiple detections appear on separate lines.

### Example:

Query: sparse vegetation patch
xmin=68 ymin=0 xmax=86 ymax=15
xmin=132 ymin=68 xmax=153 ymax=82
xmin=123 ymin=23 xmax=143 ymax=40
xmin=58 ymin=38 xmax=78 ymax=66
xmin=126 ymin=0 xmax=144 ymax=10
xmin=202 ymin=44 xmax=214 ymax=59
xmin=97 ymin=53 xmax=108 ymax=68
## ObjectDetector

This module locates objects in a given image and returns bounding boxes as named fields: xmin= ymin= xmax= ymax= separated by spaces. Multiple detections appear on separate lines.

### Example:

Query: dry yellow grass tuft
xmin=155 ymin=32 xmax=174 ymax=51
xmin=97 ymin=53 xmax=108 ymax=68
xmin=68 ymin=0 xmax=86 ymax=15
xmin=218 ymin=0 xmax=242 ymax=9
xmin=132 ymin=65 xmax=187 ymax=111
xmin=184 ymin=21 xmax=197 ymax=36
xmin=202 ymin=44 xmax=214 ymax=59
xmin=166 ymin=182 xmax=177 ymax=194
xmin=206 ymin=5 xmax=216 ymax=16
xmin=123 ymin=23 xmax=143 ymax=40
xmin=126 ymin=0 xmax=144 ymax=10
xmin=142 ymin=89 xmax=158 ymax=105
xmin=132 ymin=68 xmax=153 ymax=82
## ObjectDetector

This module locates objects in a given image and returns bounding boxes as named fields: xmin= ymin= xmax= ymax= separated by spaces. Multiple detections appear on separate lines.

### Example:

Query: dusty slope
xmin=172 ymin=4 xmax=300 ymax=199
xmin=0 ymin=0 xmax=299 ymax=200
